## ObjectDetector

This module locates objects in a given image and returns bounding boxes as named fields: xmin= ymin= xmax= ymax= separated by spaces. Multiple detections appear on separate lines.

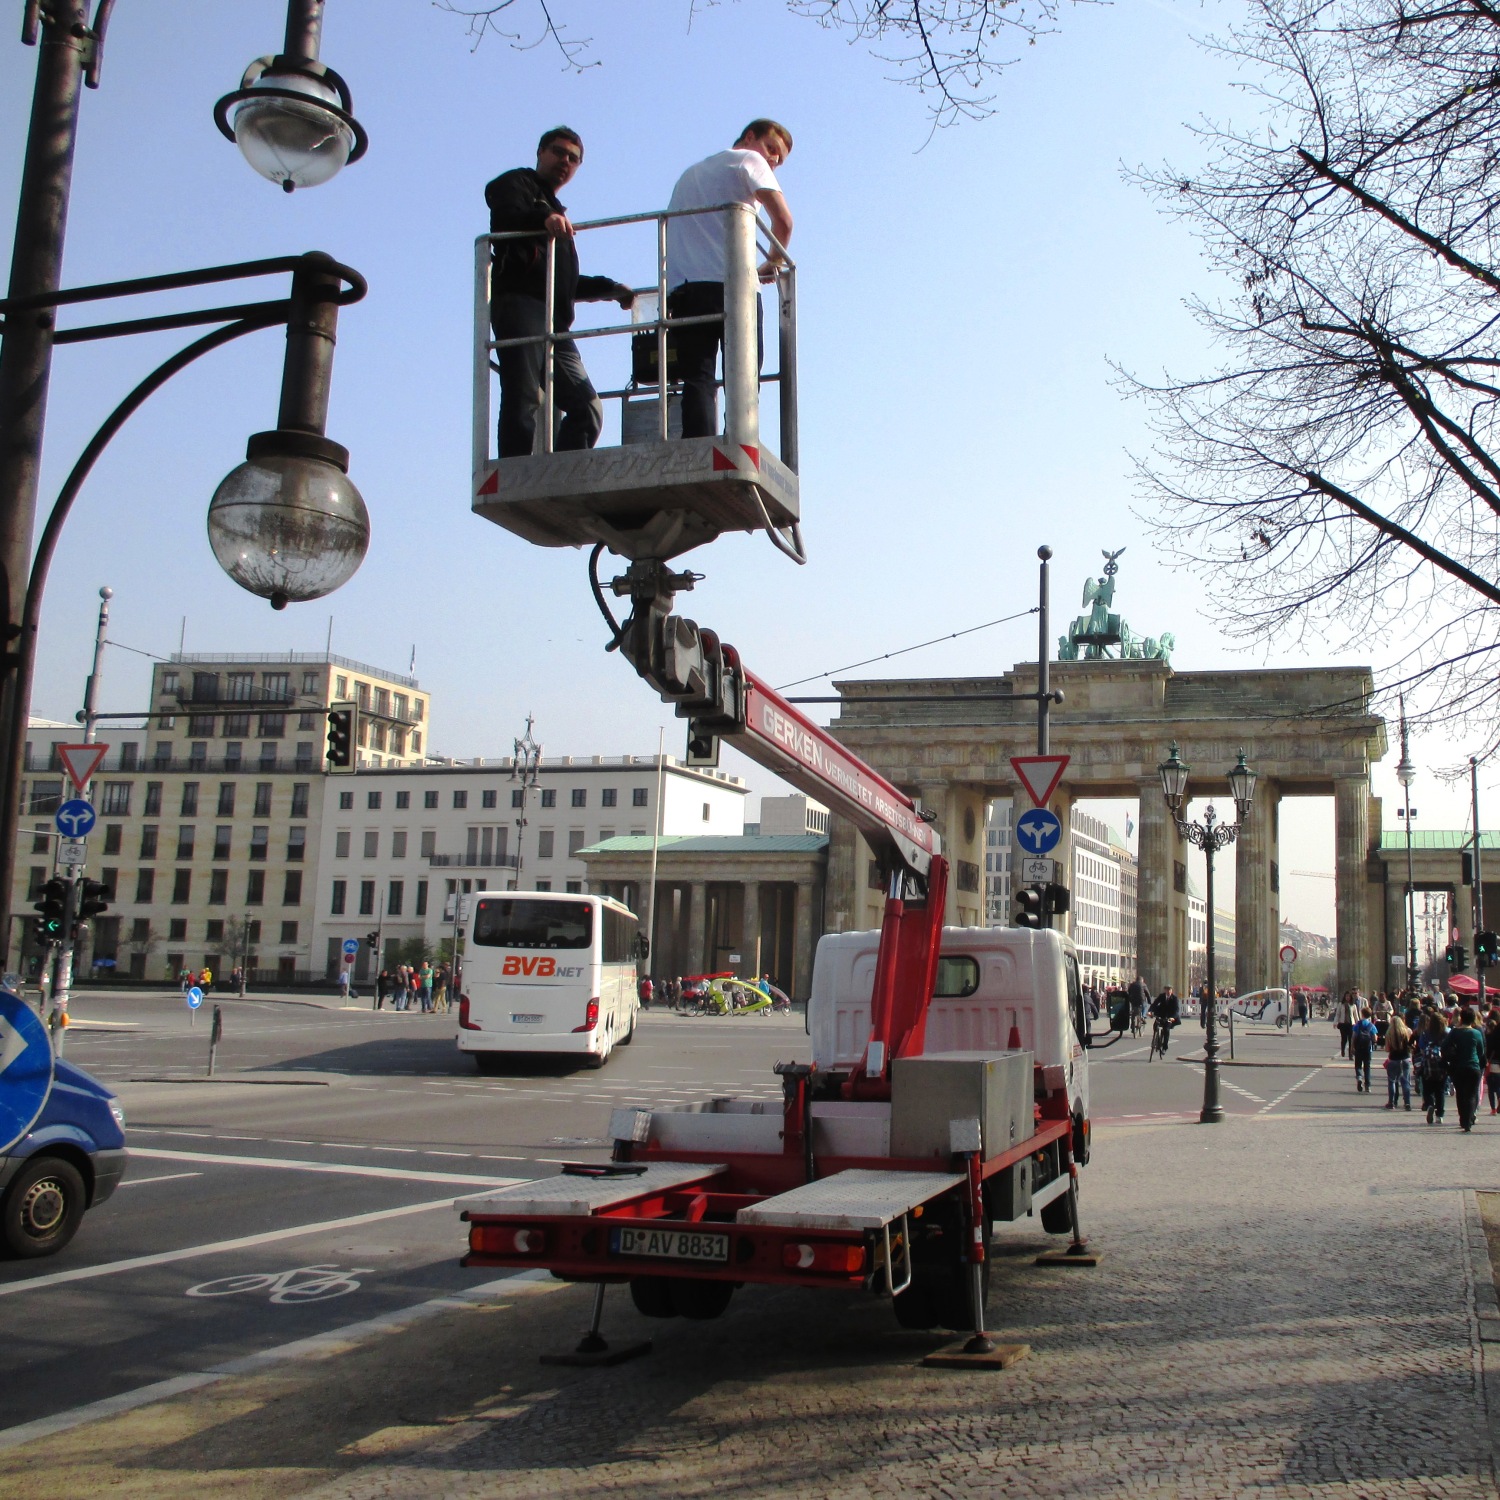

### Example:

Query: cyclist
xmin=1126 ymin=975 xmax=1151 ymax=1037
xmin=1150 ymin=986 xmax=1181 ymax=1055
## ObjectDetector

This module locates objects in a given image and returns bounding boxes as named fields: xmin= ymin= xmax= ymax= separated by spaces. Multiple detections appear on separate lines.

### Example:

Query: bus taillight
xmin=572 ymin=997 xmax=600 ymax=1033
xmin=457 ymin=994 xmax=481 ymax=1030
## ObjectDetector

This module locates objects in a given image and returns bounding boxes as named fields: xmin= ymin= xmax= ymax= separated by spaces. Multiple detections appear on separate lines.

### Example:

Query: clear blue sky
xmin=1 ymin=0 xmax=1482 ymax=935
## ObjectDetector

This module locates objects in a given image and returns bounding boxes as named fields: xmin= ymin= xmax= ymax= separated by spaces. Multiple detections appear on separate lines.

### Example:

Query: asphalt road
xmin=0 ymin=993 xmax=1366 ymax=1440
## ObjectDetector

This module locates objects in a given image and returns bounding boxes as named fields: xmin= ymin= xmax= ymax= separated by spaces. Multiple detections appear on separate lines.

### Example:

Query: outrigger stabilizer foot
xmin=1034 ymin=1172 xmax=1102 ymax=1268
xmin=539 ymin=1282 xmax=653 ymax=1368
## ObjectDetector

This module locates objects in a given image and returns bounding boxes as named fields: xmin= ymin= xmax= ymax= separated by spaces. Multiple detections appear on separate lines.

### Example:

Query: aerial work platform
xmin=472 ymin=203 xmax=803 ymax=565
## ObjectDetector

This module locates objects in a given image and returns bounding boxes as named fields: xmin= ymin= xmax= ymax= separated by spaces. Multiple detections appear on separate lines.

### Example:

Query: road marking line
xmin=0 ymin=1195 xmax=483 ymax=1300
xmin=1258 ymin=1067 xmax=1325 ymax=1114
xmin=0 ymin=1269 xmax=554 ymax=1452
xmin=129 ymin=1146 xmax=518 ymax=1187
xmin=116 ymin=1172 xmax=203 ymax=1188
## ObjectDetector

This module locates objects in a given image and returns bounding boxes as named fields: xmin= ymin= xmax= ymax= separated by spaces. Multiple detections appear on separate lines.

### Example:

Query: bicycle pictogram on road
xmin=185 ymin=1263 xmax=371 ymax=1304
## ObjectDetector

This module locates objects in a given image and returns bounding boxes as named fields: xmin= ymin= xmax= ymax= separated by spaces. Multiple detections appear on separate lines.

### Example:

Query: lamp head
xmin=1158 ymin=742 xmax=1190 ymax=812
xmin=1228 ymin=749 xmax=1257 ymax=821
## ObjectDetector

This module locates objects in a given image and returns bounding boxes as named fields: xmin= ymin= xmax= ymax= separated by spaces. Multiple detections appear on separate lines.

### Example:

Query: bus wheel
xmin=473 ymin=1053 xmax=506 ymax=1075
xmin=620 ymin=1010 xmax=636 ymax=1045
xmin=629 ymin=1277 xmax=677 ymax=1318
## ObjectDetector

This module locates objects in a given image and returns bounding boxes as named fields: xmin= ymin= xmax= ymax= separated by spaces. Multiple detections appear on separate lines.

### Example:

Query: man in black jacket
xmin=485 ymin=128 xmax=634 ymax=458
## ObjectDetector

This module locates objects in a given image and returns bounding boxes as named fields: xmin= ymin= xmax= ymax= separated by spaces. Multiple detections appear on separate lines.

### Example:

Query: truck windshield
xmin=472 ymin=898 xmax=592 ymax=950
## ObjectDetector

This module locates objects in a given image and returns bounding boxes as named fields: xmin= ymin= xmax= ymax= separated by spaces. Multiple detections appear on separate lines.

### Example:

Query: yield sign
xmin=57 ymin=743 xmax=108 ymax=794
xmin=1010 ymin=754 xmax=1069 ymax=808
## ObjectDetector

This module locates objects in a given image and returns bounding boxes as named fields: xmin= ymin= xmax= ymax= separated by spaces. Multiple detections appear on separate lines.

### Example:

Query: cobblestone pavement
xmin=5 ymin=1097 xmax=1498 ymax=1499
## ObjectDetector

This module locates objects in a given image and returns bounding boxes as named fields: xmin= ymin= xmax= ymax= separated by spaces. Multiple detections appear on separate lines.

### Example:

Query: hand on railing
xmin=543 ymin=211 xmax=575 ymax=239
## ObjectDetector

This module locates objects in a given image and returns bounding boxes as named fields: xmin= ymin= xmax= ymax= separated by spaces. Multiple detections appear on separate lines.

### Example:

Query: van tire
xmin=2 ymin=1155 xmax=87 ymax=1259
xmin=629 ymin=1277 xmax=677 ymax=1318
xmin=670 ymin=1278 xmax=735 ymax=1320
xmin=473 ymin=1053 xmax=506 ymax=1075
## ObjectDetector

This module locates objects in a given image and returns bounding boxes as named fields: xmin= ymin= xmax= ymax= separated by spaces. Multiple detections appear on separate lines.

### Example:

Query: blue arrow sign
xmin=342 ymin=939 xmax=360 ymax=956
xmin=0 ymin=988 xmax=54 ymax=1153
xmin=55 ymin=799 xmax=96 ymax=839
xmin=1014 ymin=807 xmax=1062 ymax=856
xmin=186 ymin=986 xmax=204 ymax=1011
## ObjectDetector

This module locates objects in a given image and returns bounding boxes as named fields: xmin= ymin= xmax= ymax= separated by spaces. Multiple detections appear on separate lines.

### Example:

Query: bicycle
xmin=186 ymin=1263 xmax=370 ymax=1304
xmin=1129 ymin=1006 xmax=1145 ymax=1039
xmin=1149 ymin=1017 xmax=1173 ymax=1061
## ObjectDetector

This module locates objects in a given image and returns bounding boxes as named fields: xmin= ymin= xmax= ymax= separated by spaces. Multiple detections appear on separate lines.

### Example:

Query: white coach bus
xmin=456 ymin=891 xmax=641 ymax=1072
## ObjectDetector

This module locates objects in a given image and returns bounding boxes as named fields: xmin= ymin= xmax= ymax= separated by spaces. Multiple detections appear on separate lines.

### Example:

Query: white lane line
xmin=1179 ymin=1064 xmax=1267 ymax=1105
xmin=130 ymin=1146 xmax=519 ymax=1187
xmin=1258 ymin=1067 xmax=1325 ymax=1114
xmin=1092 ymin=1044 xmax=1152 ymax=1063
xmin=0 ymin=1195 xmax=485 ymax=1300
xmin=0 ymin=1269 xmax=556 ymax=1452
xmin=116 ymin=1172 xmax=203 ymax=1188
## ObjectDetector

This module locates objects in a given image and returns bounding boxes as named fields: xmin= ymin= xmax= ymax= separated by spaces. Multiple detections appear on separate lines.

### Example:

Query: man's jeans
xmin=667 ymin=281 xmax=763 ymax=440
xmin=493 ymin=292 xmax=602 ymax=458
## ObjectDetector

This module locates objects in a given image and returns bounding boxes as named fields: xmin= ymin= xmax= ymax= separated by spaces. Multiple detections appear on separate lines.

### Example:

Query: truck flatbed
xmin=458 ymin=1161 xmax=727 ymax=1218
xmin=736 ymin=1168 xmax=964 ymax=1232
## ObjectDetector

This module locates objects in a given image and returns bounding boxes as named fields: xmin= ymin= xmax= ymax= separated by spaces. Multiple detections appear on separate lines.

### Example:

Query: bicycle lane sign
xmin=185 ymin=1264 xmax=372 ymax=1304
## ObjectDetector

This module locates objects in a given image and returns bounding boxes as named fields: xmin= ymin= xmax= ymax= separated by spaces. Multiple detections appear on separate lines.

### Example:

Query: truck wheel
xmin=2 ymin=1155 xmax=87 ymax=1259
xmin=628 ymin=1276 xmax=677 ymax=1318
xmin=892 ymin=1282 xmax=940 ymax=1330
xmin=669 ymin=1278 xmax=734 ymax=1320
xmin=930 ymin=1259 xmax=989 ymax=1333
xmin=1040 ymin=1194 xmax=1074 ymax=1235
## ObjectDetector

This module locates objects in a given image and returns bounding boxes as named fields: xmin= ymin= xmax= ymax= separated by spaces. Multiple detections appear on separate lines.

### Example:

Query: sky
xmin=1 ymin=0 xmax=1489 ymax=940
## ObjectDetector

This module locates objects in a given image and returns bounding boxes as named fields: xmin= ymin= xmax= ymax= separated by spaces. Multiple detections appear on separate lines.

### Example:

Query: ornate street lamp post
xmin=1395 ymin=698 xmax=1418 ymax=996
xmin=512 ymin=716 xmax=543 ymax=891
xmin=1158 ymin=744 xmax=1258 ymax=1124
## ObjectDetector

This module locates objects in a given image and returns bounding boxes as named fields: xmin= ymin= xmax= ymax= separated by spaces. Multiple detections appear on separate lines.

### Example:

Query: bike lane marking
xmin=116 ymin=1172 xmax=203 ymax=1188
xmin=1257 ymin=1067 xmax=1326 ymax=1114
xmin=0 ymin=1193 xmax=509 ymax=1300
xmin=129 ymin=1146 xmax=518 ymax=1185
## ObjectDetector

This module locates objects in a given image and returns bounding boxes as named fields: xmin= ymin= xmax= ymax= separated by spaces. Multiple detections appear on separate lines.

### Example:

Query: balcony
xmin=175 ymin=685 xmax=296 ymax=707
xmin=427 ymin=852 xmax=519 ymax=869
xmin=145 ymin=756 xmax=320 ymax=775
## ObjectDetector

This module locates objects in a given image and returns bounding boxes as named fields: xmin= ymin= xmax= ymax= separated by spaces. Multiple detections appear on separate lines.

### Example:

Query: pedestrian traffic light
xmin=326 ymin=702 xmax=356 ymax=771
xmin=1014 ymin=886 xmax=1045 ymax=928
xmin=77 ymin=878 xmax=110 ymax=922
xmin=1045 ymin=882 xmax=1071 ymax=916
xmin=1463 ymin=851 xmax=1475 ymax=886
xmin=365 ymin=930 xmax=380 ymax=952
xmin=1447 ymin=941 xmax=1469 ymax=973
xmin=1479 ymin=931 xmax=1499 ymax=965
xmin=32 ymin=878 xmax=67 ymax=942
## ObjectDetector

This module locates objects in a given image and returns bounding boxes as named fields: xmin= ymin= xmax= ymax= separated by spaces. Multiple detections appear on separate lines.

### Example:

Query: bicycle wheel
xmin=271 ymin=1267 xmax=370 ymax=1304
xmin=186 ymin=1272 xmax=277 ymax=1298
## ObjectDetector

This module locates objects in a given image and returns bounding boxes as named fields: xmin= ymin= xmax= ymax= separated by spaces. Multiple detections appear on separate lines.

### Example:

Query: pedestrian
xmin=1384 ymin=1012 xmax=1413 ymax=1111
xmin=338 ymin=965 xmax=351 ymax=1003
xmin=1486 ymin=1008 xmax=1500 ymax=1114
xmin=485 ymin=127 xmax=634 ymax=458
xmin=1335 ymin=990 xmax=1358 ymax=1057
xmin=200 ymin=965 xmax=213 ymax=993
xmin=434 ymin=963 xmax=450 ymax=1013
xmin=640 ymin=974 xmax=653 ymax=1010
xmin=1444 ymin=1005 xmax=1488 ymax=1132
xmin=419 ymin=961 xmax=434 ymax=1013
xmin=375 ymin=968 xmax=389 ymax=1011
xmin=1372 ymin=991 xmax=1392 ymax=1043
xmin=1418 ymin=1010 xmax=1449 ymax=1124
xmin=1350 ymin=1005 xmax=1377 ymax=1093
xmin=408 ymin=965 xmax=421 ymax=1012
xmin=666 ymin=119 xmax=794 ymax=438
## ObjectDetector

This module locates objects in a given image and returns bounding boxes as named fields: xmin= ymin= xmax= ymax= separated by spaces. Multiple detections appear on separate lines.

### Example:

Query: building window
xmin=511 ymin=789 xmax=524 ymax=808
xmin=280 ymin=920 xmax=298 ymax=944
xmin=223 ymin=713 xmax=251 ymax=738
xmin=27 ymin=780 xmax=62 ymax=814
xmin=537 ymin=830 xmax=555 ymax=859
xmin=140 ymin=825 xmax=158 ymax=859
xmin=453 ymin=790 xmax=468 ymax=809
xmin=412 ymin=731 xmax=422 ymax=753
xmin=302 ymin=671 xmax=319 ymax=694
xmin=358 ymin=880 xmax=375 ymax=915
xmin=368 ymin=791 xmax=382 ymax=810
xmin=394 ymin=790 xmax=410 ymax=810
xmin=339 ymin=790 xmax=353 ymax=810
xmin=387 ymin=881 xmax=403 ymax=916
xmin=330 ymin=879 xmax=347 ymax=915
xmin=364 ymin=831 xmax=379 ymax=858
xmin=287 ymin=827 xmax=306 ymax=861
xmin=213 ymin=827 xmax=232 ymax=861
xmin=568 ymin=829 xmax=585 ymax=856
xmin=144 ymin=782 xmax=162 ymax=816
xmin=415 ymin=880 xmax=428 ymax=917
xmin=246 ymin=870 xmax=265 ymax=905
xmin=294 ymin=741 xmax=314 ymax=770
xmin=264 ymin=672 xmax=289 ymax=701
xmin=283 ymin=871 xmax=302 ymax=905
xmin=599 ymin=828 xmax=615 ymax=842
xmin=189 ymin=718 xmax=214 ymax=740
xmin=208 ymin=870 xmax=228 ymax=905
xmin=602 ymin=788 xmax=617 ymax=808
xmin=702 ymin=802 xmax=711 ymax=821
xmin=535 ymin=879 xmax=552 ymax=892
xmin=24 ymin=867 xmax=44 ymax=901
xmin=291 ymin=782 xmax=310 ymax=817
xmin=225 ymin=743 xmax=243 ymax=770
xmin=29 ymin=825 xmax=46 ymax=855
xmin=565 ymin=880 xmax=582 ymax=894
xmin=181 ymin=783 xmax=199 ymax=816
xmin=424 ymin=790 xmax=438 ymax=809
xmin=258 ymin=713 xmax=285 ymax=739
xmin=632 ymin=788 xmax=648 ymax=807
xmin=217 ymin=783 xmax=236 ymax=816
xmin=177 ymin=826 xmax=195 ymax=860
xmin=473 ymin=788 xmax=492 ymax=811
xmin=103 ymin=823 xmax=122 ymax=855
xmin=172 ymin=869 xmax=191 ymax=904
xmin=571 ymin=788 xmax=586 ymax=808
xmin=391 ymin=830 xmax=407 ymax=858
xmin=162 ymin=670 xmax=179 ymax=694
xmin=100 ymin=782 xmax=131 ymax=815
xmin=335 ymin=830 xmax=350 ymax=858
xmin=168 ymin=917 xmax=186 ymax=941
xmin=420 ymin=830 xmax=436 ymax=857
xmin=335 ymin=675 xmax=348 ymax=698
xmin=135 ymin=869 xmax=154 ymax=903
xmin=258 ymin=742 xmax=278 ymax=769
xmin=540 ymin=789 xmax=556 ymax=808
xmin=205 ymin=918 xmax=225 ymax=943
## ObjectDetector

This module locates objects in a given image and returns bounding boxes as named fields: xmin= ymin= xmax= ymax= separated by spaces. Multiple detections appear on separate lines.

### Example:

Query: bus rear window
xmin=472 ymin=898 xmax=592 ymax=950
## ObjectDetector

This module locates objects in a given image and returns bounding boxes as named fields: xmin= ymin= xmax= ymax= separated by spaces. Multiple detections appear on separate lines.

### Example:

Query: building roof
xmin=1377 ymin=831 xmax=1500 ymax=851
xmin=581 ymin=834 xmax=828 ymax=855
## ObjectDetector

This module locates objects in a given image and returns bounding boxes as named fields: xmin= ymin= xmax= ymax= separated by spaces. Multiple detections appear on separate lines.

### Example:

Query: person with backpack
xmin=1418 ymin=1010 xmax=1449 ymax=1124
xmin=1384 ymin=1013 xmax=1414 ymax=1110
xmin=1485 ymin=1008 xmax=1500 ymax=1114
xmin=1350 ymin=1005 xmax=1378 ymax=1094
xmin=1443 ymin=1005 xmax=1487 ymax=1132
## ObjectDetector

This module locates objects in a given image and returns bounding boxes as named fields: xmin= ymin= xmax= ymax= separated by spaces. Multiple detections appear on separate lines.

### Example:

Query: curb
xmin=1463 ymin=1191 xmax=1500 ymax=1491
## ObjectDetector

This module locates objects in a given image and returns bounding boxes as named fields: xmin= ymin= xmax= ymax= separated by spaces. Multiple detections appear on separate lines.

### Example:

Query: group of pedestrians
xmin=1341 ymin=989 xmax=1500 ymax=1133
xmin=372 ymin=961 xmax=451 ymax=1014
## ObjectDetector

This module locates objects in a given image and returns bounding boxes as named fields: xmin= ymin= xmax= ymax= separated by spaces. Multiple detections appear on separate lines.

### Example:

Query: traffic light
xmin=77 ymin=879 xmax=110 ymax=922
xmin=365 ymin=930 xmax=380 ymax=953
xmin=1014 ymin=886 xmax=1045 ymax=929
xmin=1045 ymin=882 xmax=1071 ymax=916
xmin=1447 ymin=942 xmax=1469 ymax=973
xmin=1464 ymin=852 xmax=1475 ymax=886
xmin=32 ymin=878 xmax=67 ymax=943
xmin=326 ymin=702 xmax=357 ymax=771
xmin=1478 ymin=931 xmax=1499 ymax=965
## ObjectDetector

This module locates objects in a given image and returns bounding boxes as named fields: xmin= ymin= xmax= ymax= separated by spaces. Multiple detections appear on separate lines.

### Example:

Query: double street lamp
xmin=1157 ymin=743 xmax=1258 ymax=1124
xmin=0 ymin=0 xmax=371 ymax=968
xmin=1395 ymin=698 xmax=1418 ymax=995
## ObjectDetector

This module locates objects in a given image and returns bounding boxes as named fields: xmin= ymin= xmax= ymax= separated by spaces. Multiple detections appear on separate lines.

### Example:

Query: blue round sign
xmin=342 ymin=939 xmax=360 ymax=956
xmin=55 ymin=799 xmax=96 ymax=839
xmin=186 ymin=985 xmax=204 ymax=1011
xmin=0 ymin=988 xmax=54 ymax=1153
xmin=1014 ymin=807 xmax=1062 ymax=856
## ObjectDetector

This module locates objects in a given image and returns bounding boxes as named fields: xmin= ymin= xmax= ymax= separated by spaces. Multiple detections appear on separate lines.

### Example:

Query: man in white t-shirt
xmin=666 ymin=119 xmax=794 ymax=439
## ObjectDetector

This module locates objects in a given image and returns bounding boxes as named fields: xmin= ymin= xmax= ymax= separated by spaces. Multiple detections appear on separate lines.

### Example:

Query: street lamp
xmin=1157 ymin=743 xmax=1258 ymax=1124
xmin=215 ymin=0 xmax=369 ymax=193
xmin=512 ymin=716 xmax=543 ymax=890
xmin=1395 ymin=697 xmax=1418 ymax=996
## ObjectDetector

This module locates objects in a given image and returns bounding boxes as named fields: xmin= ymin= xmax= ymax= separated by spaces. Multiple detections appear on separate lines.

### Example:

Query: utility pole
xmin=643 ymin=726 xmax=665 ymax=965
xmin=1037 ymin=546 xmax=1051 ymax=756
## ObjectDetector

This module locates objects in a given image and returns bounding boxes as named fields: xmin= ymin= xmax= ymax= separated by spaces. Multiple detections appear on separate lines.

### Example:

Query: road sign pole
xmin=50 ymin=874 xmax=78 ymax=1053
xmin=208 ymin=1004 xmax=222 ymax=1076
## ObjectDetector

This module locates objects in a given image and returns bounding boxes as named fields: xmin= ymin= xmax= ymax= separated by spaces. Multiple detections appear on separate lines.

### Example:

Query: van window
xmin=1064 ymin=952 xmax=1088 ymax=1045
xmin=473 ymin=898 xmax=592 ymax=950
xmin=934 ymin=956 xmax=980 ymax=998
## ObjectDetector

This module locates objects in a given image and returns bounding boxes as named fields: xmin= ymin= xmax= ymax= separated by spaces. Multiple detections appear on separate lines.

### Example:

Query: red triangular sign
xmin=57 ymin=743 xmax=108 ymax=794
xmin=1010 ymin=754 xmax=1069 ymax=808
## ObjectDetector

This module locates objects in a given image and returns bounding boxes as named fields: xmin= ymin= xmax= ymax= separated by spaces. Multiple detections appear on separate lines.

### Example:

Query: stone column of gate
xmin=687 ymin=881 xmax=708 ymax=975
xmin=1235 ymin=776 xmax=1275 ymax=995
xmin=740 ymin=878 xmax=762 ymax=978
xmin=793 ymin=879 xmax=816 ymax=998
xmin=1334 ymin=777 xmax=1371 ymax=995
xmin=1136 ymin=778 xmax=1174 ymax=995
xmin=825 ymin=816 xmax=862 ymax=935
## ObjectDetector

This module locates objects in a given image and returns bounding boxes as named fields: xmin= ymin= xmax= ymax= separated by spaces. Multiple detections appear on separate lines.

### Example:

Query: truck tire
xmin=1040 ymin=1191 xmax=1074 ymax=1235
xmin=892 ymin=1281 xmax=940 ymax=1330
xmin=670 ymin=1278 xmax=734 ymax=1320
xmin=931 ymin=1258 xmax=989 ymax=1333
xmin=628 ymin=1276 xmax=677 ymax=1318
xmin=2 ymin=1155 xmax=87 ymax=1259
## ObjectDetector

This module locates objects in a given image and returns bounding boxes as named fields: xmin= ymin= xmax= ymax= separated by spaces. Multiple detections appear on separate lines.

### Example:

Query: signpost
xmin=1010 ymin=754 xmax=1070 ymax=808
xmin=0 ymin=984 xmax=54 ymax=1152
xmin=1014 ymin=807 xmax=1062 ymax=857
xmin=1021 ymin=857 xmax=1058 ymax=885
xmin=1279 ymin=943 xmax=1297 ymax=1025
xmin=54 ymin=800 xmax=95 ymax=840
xmin=342 ymin=938 xmax=359 ymax=969
xmin=55 ymin=744 xmax=108 ymax=794
xmin=57 ymin=840 xmax=86 ymax=867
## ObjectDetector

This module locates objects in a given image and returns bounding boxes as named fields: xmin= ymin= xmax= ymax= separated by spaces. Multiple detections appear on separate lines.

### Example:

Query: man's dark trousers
xmin=667 ymin=281 xmax=763 ymax=440
xmin=493 ymin=292 xmax=602 ymax=457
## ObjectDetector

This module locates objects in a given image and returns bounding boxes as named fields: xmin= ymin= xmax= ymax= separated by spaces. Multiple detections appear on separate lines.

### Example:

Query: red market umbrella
xmin=1444 ymin=973 xmax=1494 ymax=997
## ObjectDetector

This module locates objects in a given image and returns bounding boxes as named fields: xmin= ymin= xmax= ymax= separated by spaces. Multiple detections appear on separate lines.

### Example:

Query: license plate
xmin=511 ymin=1013 xmax=543 ymax=1024
xmin=610 ymin=1225 xmax=729 ymax=1263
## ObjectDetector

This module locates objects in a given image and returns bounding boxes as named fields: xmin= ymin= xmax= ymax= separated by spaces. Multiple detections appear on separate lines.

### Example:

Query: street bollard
xmin=208 ymin=1004 xmax=223 ymax=1076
